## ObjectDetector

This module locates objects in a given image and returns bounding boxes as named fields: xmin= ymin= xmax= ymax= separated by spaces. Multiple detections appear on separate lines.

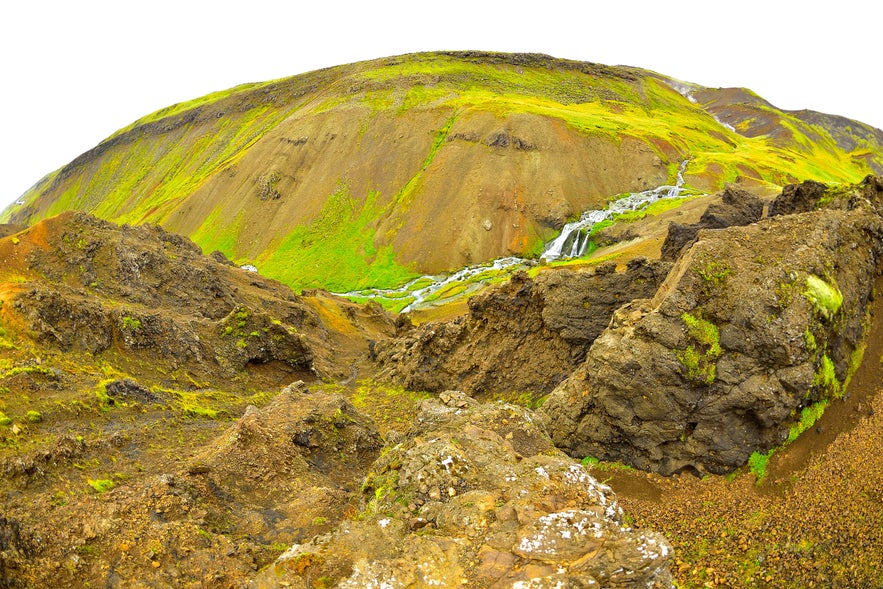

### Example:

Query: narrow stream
xmin=338 ymin=160 xmax=691 ymax=312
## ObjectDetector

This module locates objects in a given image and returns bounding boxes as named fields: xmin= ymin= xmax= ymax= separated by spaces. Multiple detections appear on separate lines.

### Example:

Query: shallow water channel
xmin=337 ymin=161 xmax=690 ymax=312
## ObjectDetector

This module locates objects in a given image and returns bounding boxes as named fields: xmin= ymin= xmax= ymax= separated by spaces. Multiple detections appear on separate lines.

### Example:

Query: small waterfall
xmin=337 ymin=160 xmax=692 ymax=312
xmin=541 ymin=159 xmax=689 ymax=261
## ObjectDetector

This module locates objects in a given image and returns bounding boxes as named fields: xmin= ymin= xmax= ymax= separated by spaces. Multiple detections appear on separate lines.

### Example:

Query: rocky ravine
xmin=374 ymin=258 xmax=671 ymax=398
xmin=541 ymin=176 xmax=883 ymax=474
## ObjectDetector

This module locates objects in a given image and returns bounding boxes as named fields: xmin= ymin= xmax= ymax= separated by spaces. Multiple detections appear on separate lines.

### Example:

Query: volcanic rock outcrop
xmin=660 ymin=184 xmax=765 ymax=261
xmin=540 ymin=177 xmax=883 ymax=474
xmin=373 ymin=258 xmax=671 ymax=397
xmin=0 ymin=211 xmax=394 ymax=387
xmin=253 ymin=390 xmax=673 ymax=588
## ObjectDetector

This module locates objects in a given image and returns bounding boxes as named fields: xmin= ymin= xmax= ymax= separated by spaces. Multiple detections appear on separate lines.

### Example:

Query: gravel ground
xmin=604 ymin=317 xmax=883 ymax=589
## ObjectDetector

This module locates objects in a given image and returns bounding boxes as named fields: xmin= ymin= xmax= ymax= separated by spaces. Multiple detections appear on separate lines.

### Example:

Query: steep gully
xmin=337 ymin=160 xmax=691 ymax=312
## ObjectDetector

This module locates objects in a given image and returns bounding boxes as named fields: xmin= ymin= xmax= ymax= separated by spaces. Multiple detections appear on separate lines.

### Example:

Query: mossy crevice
xmin=677 ymin=312 xmax=722 ymax=386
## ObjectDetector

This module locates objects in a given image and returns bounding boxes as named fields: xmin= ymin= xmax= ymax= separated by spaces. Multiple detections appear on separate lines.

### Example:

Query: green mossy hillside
xmin=4 ymin=52 xmax=881 ymax=294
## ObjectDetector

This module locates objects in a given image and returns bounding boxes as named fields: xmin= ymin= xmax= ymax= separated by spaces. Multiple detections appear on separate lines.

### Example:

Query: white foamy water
xmin=338 ymin=160 xmax=691 ymax=312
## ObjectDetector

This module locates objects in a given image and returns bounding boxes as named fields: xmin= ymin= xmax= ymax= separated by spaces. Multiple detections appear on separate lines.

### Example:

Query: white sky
xmin=1 ymin=1 xmax=881 ymax=212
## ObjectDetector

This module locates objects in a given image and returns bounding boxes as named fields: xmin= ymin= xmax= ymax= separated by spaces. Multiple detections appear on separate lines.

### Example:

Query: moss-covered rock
xmin=540 ymin=177 xmax=883 ymax=474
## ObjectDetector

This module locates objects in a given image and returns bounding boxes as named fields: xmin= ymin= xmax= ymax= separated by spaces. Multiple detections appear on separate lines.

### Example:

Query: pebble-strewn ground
xmin=610 ymin=352 xmax=883 ymax=588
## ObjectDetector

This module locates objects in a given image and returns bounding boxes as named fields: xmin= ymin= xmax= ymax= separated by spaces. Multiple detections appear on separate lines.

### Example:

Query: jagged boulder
xmin=661 ymin=184 xmax=764 ymax=261
xmin=767 ymin=179 xmax=828 ymax=217
xmin=540 ymin=178 xmax=883 ymax=474
xmin=253 ymin=392 xmax=673 ymax=588
xmin=373 ymin=258 xmax=671 ymax=397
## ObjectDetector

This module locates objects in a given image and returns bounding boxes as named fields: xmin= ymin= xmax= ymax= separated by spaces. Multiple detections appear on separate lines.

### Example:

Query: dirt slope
xmin=4 ymin=52 xmax=881 ymax=293
xmin=0 ymin=213 xmax=396 ymax=587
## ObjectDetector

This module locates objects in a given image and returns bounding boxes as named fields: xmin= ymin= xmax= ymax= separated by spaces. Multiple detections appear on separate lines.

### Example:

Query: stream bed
xmin=338 ymin=161 xmax=691 ymax=312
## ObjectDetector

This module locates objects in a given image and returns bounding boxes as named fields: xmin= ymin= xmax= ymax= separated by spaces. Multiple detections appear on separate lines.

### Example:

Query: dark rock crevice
xmin=373 ymin=258 xmax=671 ymax=398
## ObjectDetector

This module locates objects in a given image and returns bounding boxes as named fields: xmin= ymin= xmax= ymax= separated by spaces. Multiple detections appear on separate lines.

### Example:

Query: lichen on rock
xmin=254 ymin=392 xmax=673 ymax=588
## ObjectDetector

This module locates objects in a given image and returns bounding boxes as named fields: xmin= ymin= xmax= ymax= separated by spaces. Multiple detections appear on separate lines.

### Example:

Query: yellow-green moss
xmin=678 ymin=312 xmax=722 ymax=385
xmin=803 ymin=275 xmax=843 ymax=320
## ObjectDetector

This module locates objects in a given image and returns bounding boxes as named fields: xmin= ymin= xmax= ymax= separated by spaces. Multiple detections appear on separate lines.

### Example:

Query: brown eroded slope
xmin=0 ymin=213 xmax=399 ymax=587
xmin=5 ymin=52 xmax=881 ymax=294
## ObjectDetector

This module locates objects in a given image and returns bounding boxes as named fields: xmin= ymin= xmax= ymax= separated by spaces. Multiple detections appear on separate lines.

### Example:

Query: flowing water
xmin=541 ymin=159 xmax=689 ymax=261
xmin=338 ymin=160 xmax=691 ymax=312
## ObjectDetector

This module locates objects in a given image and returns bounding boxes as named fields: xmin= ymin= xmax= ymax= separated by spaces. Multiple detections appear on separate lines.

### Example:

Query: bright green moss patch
xmin=814 ymin=354 xmax=842 ymax=399
xmin=786 ymin=400 xmax=828 ymax=445
xmin=803 ymin=326 xmax=817 ymax=353
xmin=0 ymin=411 xmax=11 ymax=426
xmin=87 ymin=478 xmax=115 ymax=494
xmin=259 ymin=186 xmax=418 ymax=292
xmin=1 ymin=365 xmax=55 ymax=379
xmin=750 ymin=397 xmax=830 ymax=484
xmin=748 ymin=451 xmax=771 ymax=482
xmin=94 ymin=380 xmax=115 ymax=411
xmin=803 ymin=275 xmax=843 ymax=320
xmin=678 ymin=312 xmax=722 ymax=385
xmin=683 ymin=313 xmax=722 ymax=355
xmin=121 ymin=316 xmax=141 ymax=330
